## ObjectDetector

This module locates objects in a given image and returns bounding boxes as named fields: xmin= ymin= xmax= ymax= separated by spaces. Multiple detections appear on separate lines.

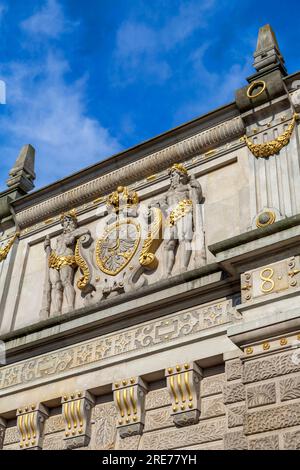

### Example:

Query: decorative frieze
xmin=0 ymin=417 xmax=6 ymax=450
xmin=243 ymin=351 xmax=300 ymax=383
xmin=241 ymin=257 xmax=300 ymax=303
xmin=16 ymin=403 xmax=48 ymax=450
xmin=113 ymin=377 xmax=148 ymax=438
xmin=61 ymin=391 xmax=95 ymax=449
xmin=280 ymin=376 xmax=300 ymax=402
xmin=0 ymin=300 xmax=234 ymax=393
xmin=248 ymin=434 xmax=279 ymax=450
xmin=244 ymin=402 xmax=300 ymax=435
xmin=244 ymin=333 xmax=300 ymax=357
xmin=165 ymin=362 xmax=202 ymax=427
xmin=223 ymin=382 xmax=245 ymax=405
xmin=246 ymin=382 xmax=276 ymax=408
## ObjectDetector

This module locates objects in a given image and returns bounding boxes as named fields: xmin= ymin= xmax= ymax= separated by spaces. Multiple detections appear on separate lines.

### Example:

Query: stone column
xmin=61 ymin=390 xmax=95 ymax=449
xmin=165 ymin=362 xmax=202 ymax=427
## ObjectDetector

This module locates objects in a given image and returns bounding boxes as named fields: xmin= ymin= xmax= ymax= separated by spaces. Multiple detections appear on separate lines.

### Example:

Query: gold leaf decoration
xmin=139 ymin=207 xmax=162 ymax=270
xmin=0 ymin=232 xmax=20 ymax=263
xmin=242 ymin=113 xmax=299 ymax=158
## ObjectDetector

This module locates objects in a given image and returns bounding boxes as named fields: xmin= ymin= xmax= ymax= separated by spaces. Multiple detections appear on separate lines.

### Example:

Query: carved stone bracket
xmin=0 ymin=417 xmax=6 ymax=450
xmin=61 ymin=390 xmax=95 ymax=449
xmin=113 ymin=376 xmax=148 ymax=438
xmin=16 ymin=403 xmax=49 ymax=450
xmin=165 ymin=362 xmax=202 ymax=427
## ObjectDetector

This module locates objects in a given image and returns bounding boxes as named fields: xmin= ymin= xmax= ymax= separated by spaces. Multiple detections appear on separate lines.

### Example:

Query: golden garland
xmin=0 ymin=232 xmax=20 ymax=262
xmin=242 ymin=113 xmax=299 ymax=158
xmin=167 ymin=199 xmax=193 ymax=227
xmin=74 ymin=239 xmax=91 ymax=290
xmin=48 ymin=251 xmax=77 ymax=270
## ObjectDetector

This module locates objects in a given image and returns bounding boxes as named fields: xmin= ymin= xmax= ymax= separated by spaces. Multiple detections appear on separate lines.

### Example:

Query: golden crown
xmin=106 ymin=186 xmax=139 ymax=212
xmin=169 ymin=163 xmax=188 ymax=175
xmin=60 ymin=208 xmax=77 ymax=222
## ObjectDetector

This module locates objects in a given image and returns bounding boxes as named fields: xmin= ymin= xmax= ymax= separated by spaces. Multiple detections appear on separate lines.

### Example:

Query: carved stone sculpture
xmin=16 ymin=403 xmax=48 ymax=450
xmin=113 ymin=376 xmax=148 ymax=438
xmin=90 ymin=186 xmax=162 ymax=302
xmin=165 ymin=362 xmax=202 ymax=427
xmin=156 ymin=163 xmax=205 ymax=277
xmin=40 ymin=210 xmax=92 ymax=317
xmin=61 ymin=391 xmax=95 ymax=449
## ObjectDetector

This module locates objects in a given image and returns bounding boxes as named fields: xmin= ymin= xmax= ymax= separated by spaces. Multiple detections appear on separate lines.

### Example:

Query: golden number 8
xmin=260 ymin=267 xmax=275 ymax=293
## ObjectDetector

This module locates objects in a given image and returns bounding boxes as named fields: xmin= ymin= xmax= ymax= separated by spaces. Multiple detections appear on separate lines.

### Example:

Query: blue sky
xmin=0 ymin=0 xmax=299 ymax=189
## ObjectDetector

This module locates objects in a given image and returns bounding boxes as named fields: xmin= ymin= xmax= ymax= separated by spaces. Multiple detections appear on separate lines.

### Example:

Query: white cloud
xmin=0 ymin=53 xmax=120 ymax=187
xmin=21 ymin=0 xmax=73 ymax=38
xmin=113 ymin=0 xmax=215 ymax=85
xmin=0 ymin=0 xmax=121 ymax=188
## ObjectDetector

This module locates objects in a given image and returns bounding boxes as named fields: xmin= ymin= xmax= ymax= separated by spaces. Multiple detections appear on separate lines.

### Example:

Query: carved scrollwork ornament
xmin=242 ymin=113 xmax=299 ymax=158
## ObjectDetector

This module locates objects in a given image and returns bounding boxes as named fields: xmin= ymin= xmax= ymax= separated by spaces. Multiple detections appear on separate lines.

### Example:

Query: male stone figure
xmin=41 ymin=210 xmax=90 ymax=316
xmin=158 ymin=163 xmax=204 ymax=276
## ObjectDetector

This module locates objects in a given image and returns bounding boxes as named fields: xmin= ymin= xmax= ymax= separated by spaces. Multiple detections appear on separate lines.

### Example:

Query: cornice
xmin=14 ymin=116 xmax=244 ymax=229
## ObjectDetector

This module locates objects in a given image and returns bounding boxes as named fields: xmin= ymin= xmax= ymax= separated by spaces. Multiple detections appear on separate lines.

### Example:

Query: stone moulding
xmin=15 ymin=117 xmax=244 ymax=229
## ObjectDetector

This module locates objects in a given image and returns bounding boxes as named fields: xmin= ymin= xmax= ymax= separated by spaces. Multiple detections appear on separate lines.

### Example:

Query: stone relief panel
xmin=201 ymin=396 xmax=226 ymax=420
xmin=283 ymin=429 xmax=300 ymax=450
xmin=246 ymin=382 xmax=276 ymax=408
xmin=43 ymin=432 xmax=66 ymax=450
xmin=144 ymin=407 xmax=172 ymax=432
xmin=200 ymin=373 xmax=225 ymax=398
xmin=223 ymin=382 xmax=245 ymax=404
xmin=243 ymin=351 xmax=300 ymax=384
xmin=280 ymin=376 xmax=300 ymax=401
xmin=248 ymin=434 xmax=279 ymax=450
xmin=139 ymin=418 xmax=226 ymax=450
xmin=244 ymin=402 xmax=300 ymax=435
xmin=145 ymin=388 xmax=171 ymax=410
xmin=90 ymin=402 xmax=117 ymax=450
xmin=227 ymin=405 xmax=246 ymax=428
xmin=223 ymin=430 xmax=248 ymax=450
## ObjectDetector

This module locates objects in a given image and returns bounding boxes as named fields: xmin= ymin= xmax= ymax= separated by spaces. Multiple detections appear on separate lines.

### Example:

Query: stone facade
xmin=1 ymin=24 xmax=300 ymax=451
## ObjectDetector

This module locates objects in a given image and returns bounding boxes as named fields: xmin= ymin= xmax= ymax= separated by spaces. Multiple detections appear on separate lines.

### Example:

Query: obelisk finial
xmin=6 ymin=144 xmax=36 ymax=193
xmin=253 ymin=24 xmax=287 ymax=76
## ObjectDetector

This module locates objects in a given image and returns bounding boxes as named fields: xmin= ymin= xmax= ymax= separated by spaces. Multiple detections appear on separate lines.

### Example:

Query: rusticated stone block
xmin=283 ymin=429 xmax=300 ymax=449
xmin=3 ymin=426 xmax=18 ymax=445
xmin=227 ymin=405 xmax=246 ymax=428
xmin=140 ymin=418 xmax=226 ymax=450
xmin=223 ymin=382 xmax=245 ymax=404
xmin=224 ymin=430 xmax=248 ymax=450
xmin=280 ymin=376 xmax=300 ymax=402
xmin=178 ymin=441 xmax=224 ymax=450
xmin=243 ymin=351 xmax=300 ymax=384
xmin=249 ymin=435 xmax=279 ymax=450
xmin=246 ymin=382 xmax=276 ymax=408
xmin=201 ymin=396 xmax=225 ymax=420
xmin=43 ymin=432 xmax=66 ymax=450
xmin=0 ymin=418 xmax=6 ymax=450
xmin=201 ymin=374 xmax=225 ymax=398
xmin=115 ymin=434 xmax=140 ymax=450
xmin=225 ymin=359 xmax=243 ymax=381
xmin=244 ymin=402 xmax=300 ymax=435
xmin=144 ymin=407 xmax=172 ymax=432
xmin=145 ymin=388 xmax=170 ymax=410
